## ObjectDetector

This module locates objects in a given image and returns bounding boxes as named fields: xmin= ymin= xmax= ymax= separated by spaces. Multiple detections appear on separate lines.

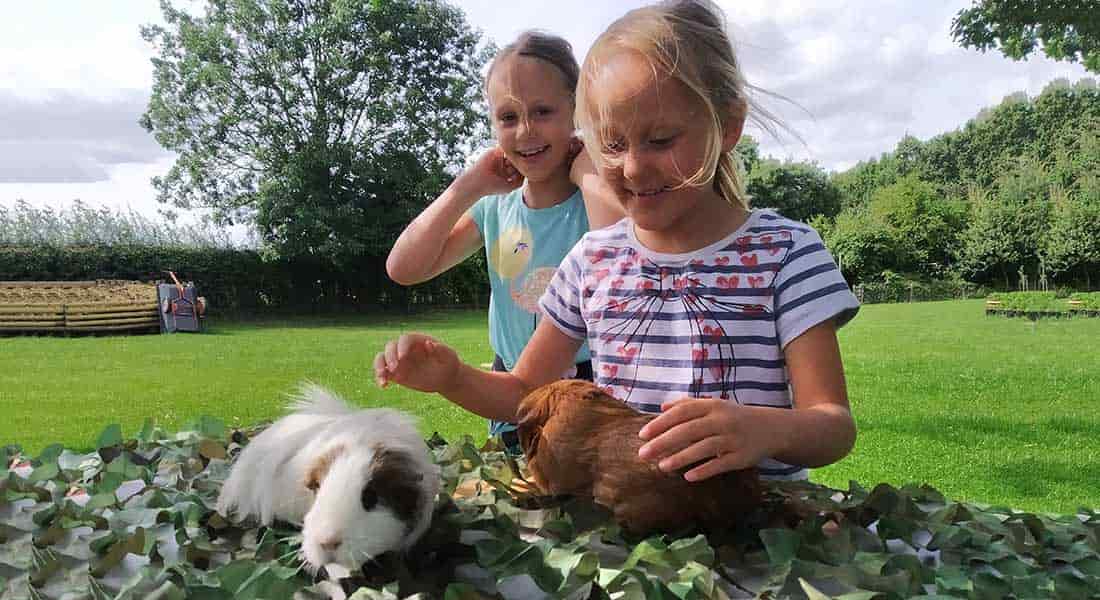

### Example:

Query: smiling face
xmin=584 ymin=51 xmax=743 ymax=249
xmin=486 ymin=55 xmax=576 ymax=184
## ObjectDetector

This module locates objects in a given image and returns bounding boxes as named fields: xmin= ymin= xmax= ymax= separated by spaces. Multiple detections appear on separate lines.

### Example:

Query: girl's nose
xmin=621 ymin=149 xmax=645 ymax=183
xmin=516 ymin=114 xmax=533 ymax=139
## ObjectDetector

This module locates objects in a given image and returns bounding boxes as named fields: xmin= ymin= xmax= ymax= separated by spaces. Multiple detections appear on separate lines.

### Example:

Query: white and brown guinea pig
xmin=216 ymin=383 xmax=440 ymax=573
xmin=516 ymin=379 xmax=761 ymax=535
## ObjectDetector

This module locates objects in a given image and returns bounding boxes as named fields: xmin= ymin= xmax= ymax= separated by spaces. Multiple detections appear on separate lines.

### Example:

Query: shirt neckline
xmin=624 ymin=209 xmax=761 ymax=264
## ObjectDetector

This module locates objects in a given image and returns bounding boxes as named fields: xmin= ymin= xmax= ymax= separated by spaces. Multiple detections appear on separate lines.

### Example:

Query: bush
xmin=1069 ymin=291 xmax=1100 ymax=310
xmin=0 ymin=244 xmax=489 ymax=312
xmin=987 ymin=291 xmax=1067 ymax=312
xmin=854 ymin=271 xmax=987 ymax=304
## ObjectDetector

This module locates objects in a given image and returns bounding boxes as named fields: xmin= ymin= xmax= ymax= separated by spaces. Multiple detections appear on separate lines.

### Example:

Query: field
xmin=2 ymin=300 xmax=1097 ymax=514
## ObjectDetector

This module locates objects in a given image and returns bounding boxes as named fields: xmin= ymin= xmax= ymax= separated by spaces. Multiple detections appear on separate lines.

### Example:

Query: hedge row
xmin=853 ymin=275 xmax=989 ymax=305
xmin=0 ymin=245 xmax=489 ymax=312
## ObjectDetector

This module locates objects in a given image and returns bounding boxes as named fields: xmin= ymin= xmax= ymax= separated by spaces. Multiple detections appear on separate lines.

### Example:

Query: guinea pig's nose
xmin=319 ymin=538 xmax=342 ymax=552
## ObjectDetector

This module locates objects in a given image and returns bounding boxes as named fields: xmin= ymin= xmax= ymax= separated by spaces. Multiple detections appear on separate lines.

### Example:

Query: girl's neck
xmin=634 ymin=191 xmax=750 ymax=255
xmin=522 ymin=171 xmax=577 ymax=209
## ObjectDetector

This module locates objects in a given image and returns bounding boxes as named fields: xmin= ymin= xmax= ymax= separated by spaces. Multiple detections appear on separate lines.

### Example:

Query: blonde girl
xmin=376 ymin=0 xmax=859 ymax=482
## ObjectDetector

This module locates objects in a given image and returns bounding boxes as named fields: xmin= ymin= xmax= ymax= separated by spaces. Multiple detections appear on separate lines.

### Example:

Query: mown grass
xmin=2 ymin=300 xmax=1097 ymax=513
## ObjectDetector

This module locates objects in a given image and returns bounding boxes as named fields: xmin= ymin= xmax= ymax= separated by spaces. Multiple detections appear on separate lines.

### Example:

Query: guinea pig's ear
xmin=367 ymin=445 xmax=427 ymax=524
xmin=516 ymin=391 xmax=548 ymax=459
xmin=303 ymin=444 xmax=346 ymax=492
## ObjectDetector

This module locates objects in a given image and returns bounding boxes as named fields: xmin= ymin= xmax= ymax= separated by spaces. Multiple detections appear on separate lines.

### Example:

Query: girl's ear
xmin=721 ymin=99 xmax=748 ymax=152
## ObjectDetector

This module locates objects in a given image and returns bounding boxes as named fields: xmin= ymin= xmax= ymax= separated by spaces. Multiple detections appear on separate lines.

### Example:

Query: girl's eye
xmin=604 ymin=140 xmax=625 ymax=154
xmin=535 ymin=107 xmax=553 ymax=116
xmin=650 ymin=137 xmax=674 ymax=147
xmin=498 ymin=114 xmax=517 ymax=123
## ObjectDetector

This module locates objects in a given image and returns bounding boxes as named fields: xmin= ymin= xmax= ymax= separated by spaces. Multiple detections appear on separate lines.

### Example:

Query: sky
xmin=0 ymin=0 xmax=1092 ymax=228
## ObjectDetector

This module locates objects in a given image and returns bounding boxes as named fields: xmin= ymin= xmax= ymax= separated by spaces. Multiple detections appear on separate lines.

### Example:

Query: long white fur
xmin=216 ymin=383 xmax=440 ymax=566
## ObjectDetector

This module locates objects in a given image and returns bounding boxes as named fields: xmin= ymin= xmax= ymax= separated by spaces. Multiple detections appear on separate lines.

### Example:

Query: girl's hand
xmin=459 ymin=146 xmax=523 ymax=197
xmin=373 ymin=333 xmax=460 ymax=394
xmin=636 ymin=398 xmax=781 ymax=482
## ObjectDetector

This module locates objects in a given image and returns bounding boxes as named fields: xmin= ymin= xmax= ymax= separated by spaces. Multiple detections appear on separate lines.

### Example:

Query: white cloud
xmin=0 ymin=90 xmax=167 ymax=183
xmin=1 ymin=0 xmax=1093 ymax=217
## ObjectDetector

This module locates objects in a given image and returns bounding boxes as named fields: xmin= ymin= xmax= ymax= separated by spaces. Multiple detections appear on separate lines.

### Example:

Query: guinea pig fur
xmin=216 ymin=383 xmax=440 ymax=572
xmin=516 ymin=379 xmax=761 ymax=535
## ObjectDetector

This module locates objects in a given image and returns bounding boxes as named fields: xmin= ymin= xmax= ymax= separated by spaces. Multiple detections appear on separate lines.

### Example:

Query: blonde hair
xmin=576 ymin=0 xmax=782 ymax=210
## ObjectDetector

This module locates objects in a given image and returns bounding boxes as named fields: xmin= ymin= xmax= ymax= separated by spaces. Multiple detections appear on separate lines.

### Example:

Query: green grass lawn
xmin=2 ymin=300 xmax=1097 ymax=514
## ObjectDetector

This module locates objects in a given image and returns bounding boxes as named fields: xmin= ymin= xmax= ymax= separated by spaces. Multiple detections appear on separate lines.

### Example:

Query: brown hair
xmin=576 ymin=0 xmax=785 ymax=210
xmin=486 ymin=30 xmax=580 ymax=106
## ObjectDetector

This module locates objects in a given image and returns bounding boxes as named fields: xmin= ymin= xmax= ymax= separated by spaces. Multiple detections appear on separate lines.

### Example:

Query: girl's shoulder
xmin=476 ymin=188 xmax=524 ymax=211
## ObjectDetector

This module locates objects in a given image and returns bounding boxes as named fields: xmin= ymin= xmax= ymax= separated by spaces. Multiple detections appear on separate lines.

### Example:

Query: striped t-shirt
xmin=538 ymin=209 xmax=860 ymax=479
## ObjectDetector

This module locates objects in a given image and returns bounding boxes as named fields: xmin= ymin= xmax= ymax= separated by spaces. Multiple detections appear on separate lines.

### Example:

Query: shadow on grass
xmin=991 ymin=457 xmax=1100 ymax=509
xmin=207 ymin=308 xmax=485 ymax=331
xmin=874 ymin=413 xmax=1099 ymax=446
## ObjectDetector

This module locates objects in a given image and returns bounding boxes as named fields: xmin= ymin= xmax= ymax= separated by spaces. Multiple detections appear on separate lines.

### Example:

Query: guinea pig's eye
xmin=306 ymin=480 xmax=319 ymax=492
xmin=361 ymin=486 xmax=378 ymax=511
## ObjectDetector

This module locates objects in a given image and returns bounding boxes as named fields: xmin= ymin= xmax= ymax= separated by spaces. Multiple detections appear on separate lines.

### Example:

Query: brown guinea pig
xmin=516 ymin=379 xmax=761 ymax=534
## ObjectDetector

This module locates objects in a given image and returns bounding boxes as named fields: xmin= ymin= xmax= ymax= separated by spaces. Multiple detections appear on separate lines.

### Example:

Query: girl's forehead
xmin=487 ymin=55 xmax=571 ymax=104
xmin=588 ymin=52 xmax=699 ymax=128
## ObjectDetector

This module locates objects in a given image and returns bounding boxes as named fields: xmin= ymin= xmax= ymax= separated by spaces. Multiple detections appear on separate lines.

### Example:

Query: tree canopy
xmin=952 ymin=0 xmax=1100 ymax=73
xmin=141 ymin=0 xmax=491 ymax=263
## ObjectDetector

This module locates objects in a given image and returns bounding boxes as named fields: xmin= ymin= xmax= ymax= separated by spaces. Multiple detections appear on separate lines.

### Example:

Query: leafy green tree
xmin=955 ymin=190 xmax=1023 ymax=287
xmin=952 ymin=0 xmax=1100 ymax=73
xmin=956 ymin=161 xmax=1053 ymax=287
xmin=735 ymin=135 xmax=761 ymax=176
xmin=141 ymin=0 xmax=490 ymax=264
xmin=1041 ymin=181 xmax=1100 ymax=287
xmin=746 ymin=159 xmax=841 ymax=222
xmin=867 ymin=175 xmax=968 ymax=276
xmin=817 ymin=208 xmax=900 ymax=284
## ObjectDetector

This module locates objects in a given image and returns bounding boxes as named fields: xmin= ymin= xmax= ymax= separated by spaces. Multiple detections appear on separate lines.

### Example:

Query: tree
xmin=1041 ymin=180 xmax=1100 ymax=287
xmin=952 ymin=0 xmax=1100 ymax=73
xmin=867 ymin=175 xmax=968 ymax=276
xmin=141 ymin=0 xmax=490 ymax=264
xmin=956 ymin=160 xmax=1054 ymax=288
xmin=816 ymin=209 xmax=900 ymax=285
xmin=734 ymin=135 xmax=761 ymax=176
xmin=746 ymin=159 xmax=841 ymax=222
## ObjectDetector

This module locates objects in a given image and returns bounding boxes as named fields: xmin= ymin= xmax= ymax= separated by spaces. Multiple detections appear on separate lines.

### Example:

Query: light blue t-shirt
xmin=469 ymin=187 xmax=591 ymax=371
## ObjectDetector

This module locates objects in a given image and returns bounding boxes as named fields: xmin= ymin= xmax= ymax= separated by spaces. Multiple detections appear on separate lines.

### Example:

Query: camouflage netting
xmin=2 ymin=417 xmax=1098 ymax=599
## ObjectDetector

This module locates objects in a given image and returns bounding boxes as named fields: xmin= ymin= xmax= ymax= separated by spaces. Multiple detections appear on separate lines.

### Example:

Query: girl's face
xmin=587 ymin=51 xmax=739 ymax=239
xmin=486 ymin=55 xmax=576 ymax=184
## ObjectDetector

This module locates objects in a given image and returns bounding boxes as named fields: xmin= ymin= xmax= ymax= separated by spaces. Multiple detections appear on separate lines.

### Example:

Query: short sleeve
xmin=773 ymin=227 xmax=859 ymax=349
xmin=467 ymin=195 xmax=490 ymax=237
xmin=537 ymin=238 xmax=588 ymax=340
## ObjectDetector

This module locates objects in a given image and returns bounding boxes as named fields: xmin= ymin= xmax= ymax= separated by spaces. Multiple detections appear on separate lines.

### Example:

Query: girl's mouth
xmin=630 ymin=186 xmax=672 ymax=199
xmin=516 ymin=145 xmax=550 ymax=158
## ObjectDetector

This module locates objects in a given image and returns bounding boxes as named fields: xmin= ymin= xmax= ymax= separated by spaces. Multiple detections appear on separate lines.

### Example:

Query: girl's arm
xmin=571 ymin=145 xmax=624 ymax=230
xmin=386 ymin=148 xmax=520 ymax=285
xmin=637 ymin=320 xmax=856 ymax=480
xmin=759 ymin=319 xmax=855 ymax=467
xmin=374 ymin=319 xmax=582 ymax=422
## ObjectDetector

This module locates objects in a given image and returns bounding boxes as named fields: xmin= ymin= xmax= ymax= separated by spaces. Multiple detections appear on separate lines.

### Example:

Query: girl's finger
xmin=395 ymin=334 xmax=421 ymax=363
xmin=372 ymin=352 xmax=388 ymax=387
xmin=683 ymin=450 xmax=749 ymax=482
xmin=383 ymin=339 xmax=399 ymax=372
xmin=568 ymin=138 xmax=583 ymax=160
xmin=653 ymin=434 xmax=726 ymax=473
xmin=638 ymin=398 xmax=711 ymax=440
xmin=638 ymin=414 xmax=717 ymax=462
